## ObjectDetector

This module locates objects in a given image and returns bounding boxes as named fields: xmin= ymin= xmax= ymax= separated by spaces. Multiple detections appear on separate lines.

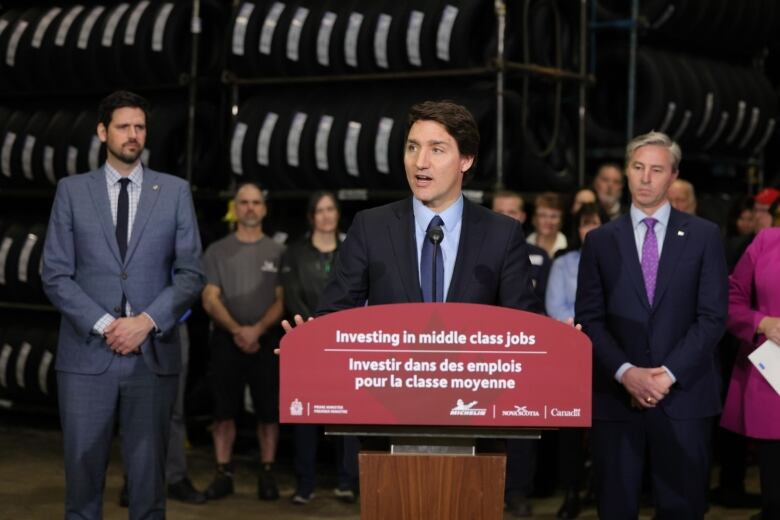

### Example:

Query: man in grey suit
xmin=42 ymin=91 xmax=206 ymax=520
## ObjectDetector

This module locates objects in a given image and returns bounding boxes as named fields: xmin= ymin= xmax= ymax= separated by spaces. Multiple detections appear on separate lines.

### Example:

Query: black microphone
xmin=427 ymin=225 xmax=444 ymax=302
xmin=427 ymin=226 xmax=444 ymax=246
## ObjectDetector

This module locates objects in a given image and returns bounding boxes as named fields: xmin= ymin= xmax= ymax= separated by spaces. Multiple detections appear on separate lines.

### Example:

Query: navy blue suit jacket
xmin=317 ymin=197 xmax=542 ymax=314
xmin=575 ymin=208 xmax=728 ymax=420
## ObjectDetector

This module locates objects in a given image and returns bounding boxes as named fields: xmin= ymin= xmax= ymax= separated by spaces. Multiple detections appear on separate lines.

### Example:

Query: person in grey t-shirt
xmin=201 ymin=183 xmax=285 ymax=501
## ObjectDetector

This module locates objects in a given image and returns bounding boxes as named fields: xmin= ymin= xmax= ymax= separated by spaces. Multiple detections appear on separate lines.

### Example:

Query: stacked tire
xmin=0 ymin=325 xmax=58 ymax=405
xmin=501 ymin=0 xmax=580 ymax=71
xmin=0 ymin=220 xmax=48 ymax=305
xmin=0 ymin=100 xmax=219 ymax=187
xmin=515 ymin=90 xmax=577 ymax=192
xmin=596 ymin=0 xmax=778 ymax=57
xmin=229 ymin=82 xmax=540 ymax=191
xmin=588 ymin=48 xmax=777 ymax=157
xmin=227 ymin=0 xmax=582 ymax=76
xmin=228 ymin=0 xmax=499 ymax=76
xmin=0 ymin=1 xmax=226 ymax=91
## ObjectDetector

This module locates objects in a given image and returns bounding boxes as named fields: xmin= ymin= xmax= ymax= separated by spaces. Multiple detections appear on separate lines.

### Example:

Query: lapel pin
xmin=677 ymin=230 xmax=685 ymax=236
xmin=152 ymin=184 xmax=159 ymax=191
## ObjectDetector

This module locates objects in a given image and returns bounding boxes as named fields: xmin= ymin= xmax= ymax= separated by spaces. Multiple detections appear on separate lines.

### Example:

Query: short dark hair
xmin=726 ymin=195 xmax=754 ymax=236
xmin=569 ymin=202 xmax=607 ymax=250
xmin=307 ymin=190 xmax=339 ymax=227
xmin=407 ymin=100 xmax=479 ymax=174
xmin=97 ymin=90 xmax=150 ymax=129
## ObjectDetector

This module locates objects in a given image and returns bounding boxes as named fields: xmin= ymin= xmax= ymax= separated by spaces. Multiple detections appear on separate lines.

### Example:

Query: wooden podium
xmin=330 ymin=426 xmax=540 ymax=520
xmin=280 ymin=304 xmax=591 ymax=519
xmin=359 ymin=451 xmax=505 ymax=520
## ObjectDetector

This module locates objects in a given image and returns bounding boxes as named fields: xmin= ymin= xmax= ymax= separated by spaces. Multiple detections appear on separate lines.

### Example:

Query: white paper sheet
xmin=748 ymin=339 xmax=780 ymax=396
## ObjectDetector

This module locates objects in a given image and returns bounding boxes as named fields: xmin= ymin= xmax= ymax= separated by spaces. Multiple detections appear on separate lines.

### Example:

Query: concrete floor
xmin=0 ymin=418 xmax=761 ymax=519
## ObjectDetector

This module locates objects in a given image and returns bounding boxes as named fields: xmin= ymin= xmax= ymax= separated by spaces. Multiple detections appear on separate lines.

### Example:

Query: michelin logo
xmin=450 ymin=399 xmax=487 ymax=416
xmin=502 ymin=405 xmax=540 ymax=417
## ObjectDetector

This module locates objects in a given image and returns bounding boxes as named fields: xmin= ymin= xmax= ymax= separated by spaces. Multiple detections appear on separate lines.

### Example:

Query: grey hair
xmin=625 ymin=131 xmax=681 ymax=172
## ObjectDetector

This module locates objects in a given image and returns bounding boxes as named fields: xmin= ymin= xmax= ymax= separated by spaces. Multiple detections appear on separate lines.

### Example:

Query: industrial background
xmin=0 ymin=0 xmax=777 ymax=518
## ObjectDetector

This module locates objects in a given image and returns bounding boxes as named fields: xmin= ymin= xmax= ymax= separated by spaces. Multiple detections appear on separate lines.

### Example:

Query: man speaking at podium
xmin=316 ymin=100 xmax=541 ymax=314
xmin=290 ymin=100 xmax=543 ymax=509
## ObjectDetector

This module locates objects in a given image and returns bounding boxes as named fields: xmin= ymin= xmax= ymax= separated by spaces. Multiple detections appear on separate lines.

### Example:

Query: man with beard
xmin=42 ymin=90 xmax=205 ymax=519
xmin=201 ymin=182 xmax=285 ymax=502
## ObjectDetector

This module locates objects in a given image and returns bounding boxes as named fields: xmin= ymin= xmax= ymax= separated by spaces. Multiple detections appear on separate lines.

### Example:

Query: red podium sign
xmin=280 ymin=303 xmax=591 ymax=427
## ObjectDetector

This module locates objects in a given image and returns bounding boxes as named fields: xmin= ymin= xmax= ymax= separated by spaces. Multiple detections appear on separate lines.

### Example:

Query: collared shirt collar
xmin=630 ymin=201 xmax=671 ymax=230
xmin=104 ymin=162 xmax=143 ymax=186
xmin=412 ymin=195 xmax=464 ymax=232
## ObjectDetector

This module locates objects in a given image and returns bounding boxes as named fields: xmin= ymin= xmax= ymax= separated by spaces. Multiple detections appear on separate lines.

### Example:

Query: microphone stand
xmin=432 ymin=243 xmax=438 ymax=303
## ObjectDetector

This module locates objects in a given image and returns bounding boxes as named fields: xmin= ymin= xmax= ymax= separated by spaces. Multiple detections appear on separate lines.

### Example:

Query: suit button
xmin=121 ymin=272 xmax=128 ymax=280
xmin=114 ymin=306 xmax=122 ymax=313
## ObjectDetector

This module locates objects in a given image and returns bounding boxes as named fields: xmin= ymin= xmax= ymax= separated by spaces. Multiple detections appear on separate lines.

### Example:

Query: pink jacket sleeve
xmin=727 ymin=231 xmax=767 ymax=344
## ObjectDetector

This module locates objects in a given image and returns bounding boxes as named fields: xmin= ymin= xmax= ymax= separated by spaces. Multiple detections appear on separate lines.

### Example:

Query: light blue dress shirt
xmin=413 ymin=196 xmax=463 ymax=302
xmin=545 ymin=250 xmax=580 ymax=322
xmin=630 ymin=202 xmax=670 ymax=260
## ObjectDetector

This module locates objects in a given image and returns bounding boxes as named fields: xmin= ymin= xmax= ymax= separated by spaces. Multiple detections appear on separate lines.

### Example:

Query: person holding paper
xmin=720 ymin=226 xmax=780 ymax=520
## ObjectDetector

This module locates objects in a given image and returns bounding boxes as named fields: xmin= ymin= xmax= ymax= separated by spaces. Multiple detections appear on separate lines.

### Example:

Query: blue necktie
xmin=420 ymin=215 xmax=444 ymax=302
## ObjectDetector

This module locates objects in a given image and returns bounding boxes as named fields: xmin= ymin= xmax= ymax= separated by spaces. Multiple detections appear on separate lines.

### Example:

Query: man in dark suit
xmin=42 ymin=91 xmax=205 ymax=519
xmin=284 ymin=100 xmax=542 ymax=512
xmin=315 ymin=101 xmax=541 ymax=314
xmin=575 ymin=131 xmax=728 ymax=519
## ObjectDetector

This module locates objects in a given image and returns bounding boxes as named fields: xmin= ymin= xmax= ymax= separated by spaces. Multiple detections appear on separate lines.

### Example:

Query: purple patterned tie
xmin=641 ymin=217 xmax=659 ymax=305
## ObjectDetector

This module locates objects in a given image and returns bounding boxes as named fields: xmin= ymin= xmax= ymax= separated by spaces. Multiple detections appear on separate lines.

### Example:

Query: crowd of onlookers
xmin=44 ymin=93 xmax=779 ymax=520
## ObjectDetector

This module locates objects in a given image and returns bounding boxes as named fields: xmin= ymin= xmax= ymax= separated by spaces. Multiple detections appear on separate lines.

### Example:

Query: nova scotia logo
xmin=502 ymin=404 xmax=540 ymax=417
xmin=450 ymin=399 xmax=487 ymax=416
xmin=290 ymin=398 xmax=303 ymax=416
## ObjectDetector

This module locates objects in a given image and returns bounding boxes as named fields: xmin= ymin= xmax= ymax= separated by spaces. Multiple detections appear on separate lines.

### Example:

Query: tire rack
xmin=588 ymin=0 xmax=771 ymax=194
xmin=223 ymin=0 xmax=593 ymax=202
